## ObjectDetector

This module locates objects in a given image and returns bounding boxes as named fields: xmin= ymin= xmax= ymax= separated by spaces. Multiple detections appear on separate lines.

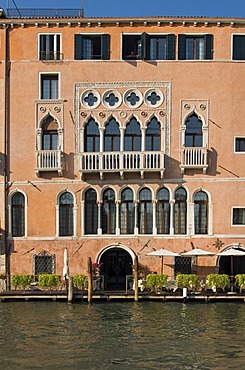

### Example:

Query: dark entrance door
xmin=219 ymin=256 xmax=245 ymax=276
xmin=100 ymin=248 xmax=132 ymax=291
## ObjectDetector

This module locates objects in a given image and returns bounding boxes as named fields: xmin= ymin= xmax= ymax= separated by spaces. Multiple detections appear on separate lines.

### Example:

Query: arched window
xmin=101 ymin=188 xmax=116 ymax=234
xmin=42 ymin=116 xmax=58 ymax=150
xmin=145 ymin=117 xmax=161 ymax=151
xmin=124 ymin=118 xmax=141 ymax=151
xmin=194 ymin=191 xmax=208 ymax=234
xmin=120 ymin=188 xmax=134 ymax=234
xmin=104 ymin=119 xmax=120 ymax=151
xmin=85 ymin=189 xmax=98 ymax=234
xmin=185 ymin=114 xmax=203 ymax=147
xmin=174 ymin=188 xmax=187 ymax=234
xmin=11 ymin=192 xmax=25 ymax=237
xmin=84 ymin=119 xmax=100 ymax=152
xmin=59 ymin=192 xmax=74 ymax=236
xmin=156 ymin=187 xmax=170 ymax=234
xmin=138 ymin=188 xmax=153 ymax=234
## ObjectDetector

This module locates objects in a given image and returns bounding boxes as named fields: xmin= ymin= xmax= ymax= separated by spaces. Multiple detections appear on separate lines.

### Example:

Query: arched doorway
xmin=98 ymin=245 xmax=134 ymax=291
xmin=218 ymin=245 xmax=245 ymax=277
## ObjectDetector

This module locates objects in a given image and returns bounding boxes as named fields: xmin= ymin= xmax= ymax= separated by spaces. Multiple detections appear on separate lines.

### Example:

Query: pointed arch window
xmin=194 ymin=191 xmax=208 ymax=234
xmin=124 ymin=118 xmax=141 ymax=151
xmin=101 ymin=188 xmax=116 ymax=234
xmin=145 ymin=117 xmax=161 ymax=151
xmin=104 ymin=119 xmax=120 ymax=151
xmin=138 ymin=188 xmax=153 ymax=234
xmin=59 ymin=192 xmax=74 ymax=236
xmin=120 ymin=188 xmax=135 ymax=234
xmin=156 ymin=187 xmax=170 ymax=234
xmin=42 ymin=116 xmax=58 ymax=150
xmin=185 ymin=114 xmax=203 ymax=147
xmin=84 ymin=119 xmax=100 ymax=152
xmin=12 ymin=192 xmax=25 ymax=237
xmin=174 ymin=188 xmax=187 ymax=234
xmin=85 ymin=189 xmax=98 ymax=234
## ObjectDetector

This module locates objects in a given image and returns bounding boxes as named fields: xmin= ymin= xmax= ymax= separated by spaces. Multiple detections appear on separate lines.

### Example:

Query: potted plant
xmin=206 ymin=274 xmax=230 ymax=293
xmin=176 ymin=274 xmax=199 ymax=292
xmin=146 ymin=273 xmax=168 ymax=293
xmin=235 ymin=274 xmax=245 ymax=292
xmin=73 ymin=274 xmax=87 ymax=291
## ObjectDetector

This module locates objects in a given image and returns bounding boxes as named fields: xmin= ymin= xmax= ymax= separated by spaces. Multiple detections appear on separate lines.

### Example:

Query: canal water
xmin=0 ymin=301 xmax=244 ymax=370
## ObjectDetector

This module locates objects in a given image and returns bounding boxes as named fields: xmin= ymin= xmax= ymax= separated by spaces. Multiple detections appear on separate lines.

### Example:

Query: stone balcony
xmin=36 ymin=150 xmax=63 ymax=176
xmin=180 ymin=147 xmax=208 ymax=174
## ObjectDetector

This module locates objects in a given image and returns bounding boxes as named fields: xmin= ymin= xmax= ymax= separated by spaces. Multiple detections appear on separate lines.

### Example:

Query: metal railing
xmin=79 ymin=151 xmax=165 ymax=173
xmin=39 ymin=51 xmax=63 ymax=61
xmin=6 ymin=8 xmax=83 ymax=18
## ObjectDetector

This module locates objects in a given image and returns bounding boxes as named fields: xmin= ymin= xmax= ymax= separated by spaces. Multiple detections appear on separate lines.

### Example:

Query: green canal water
xmin=0 ymin=301 xmax=244 ymax=369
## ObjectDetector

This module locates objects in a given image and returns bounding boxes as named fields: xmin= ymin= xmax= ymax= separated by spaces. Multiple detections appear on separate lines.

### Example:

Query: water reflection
xmin=0 ymin=302 xmax=245 ymax=369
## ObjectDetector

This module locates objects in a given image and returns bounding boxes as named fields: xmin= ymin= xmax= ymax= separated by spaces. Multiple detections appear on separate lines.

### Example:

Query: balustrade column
xmin=36 ymin=128 xmax=42 ymax=150
xmin=99 ymin=128 xmax=105 ymax=171
xmin=97 ymin=201 xmax=102 ymax=235
xmin=169 ymin=200 xmax=175 ymax=235
xmin=73 ymin=205 xmax=78 ymax=237
xmin=188 ymin=202 xmax=195 ymax=236
xmin=120 ymin=127 xmax=125 ymax=171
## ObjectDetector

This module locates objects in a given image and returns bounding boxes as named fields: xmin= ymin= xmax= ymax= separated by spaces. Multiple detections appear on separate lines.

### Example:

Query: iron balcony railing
xmin=180 ymin=147 xmax=208 ymax=174
xmin=79 ymin=151 xmax=165 ymax=173
xmin=6 ymin=8 xmax=83 ymax=18
xmin=36 ymin=150 xmax=63 ymax=175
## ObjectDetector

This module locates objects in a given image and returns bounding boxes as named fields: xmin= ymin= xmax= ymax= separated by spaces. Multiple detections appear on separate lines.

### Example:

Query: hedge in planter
xmin=235 ymin=274 xmax=245 ymax=292
xmin=206 ymin=274 xmax=230 ymax=292
xmin=73 ymin=274 xmax=87 ymax=290
xmin=146 ymin=274 xmax=168 ymax=292
xmin=38 ymin=274 xmax=60 ymax=291
xmin=11 ymin=274 xmax=34 ymax=291
xmin=176 ymin=274 xmax=199 ymax=291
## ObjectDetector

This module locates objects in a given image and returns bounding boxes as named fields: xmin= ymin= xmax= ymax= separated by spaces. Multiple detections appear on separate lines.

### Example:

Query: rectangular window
xmin=232 ymin=208 xmax=245 ymax=225
xmin=122 ymin=33 xmax=175 ymax=60
xmin=33 ymin=254 xmax=55 ymax=276
xmin=233 ymin=35 xmax=245 ymax=60
xmin=178 ymin=34 xmax=213 ymax=60
xmin=235 ymin=138 xmax=245 ymax=152
xmin=39 ymin=34 xmax=61 ymax=60
xmin=40 ymin=74 xmax=59 ymax=99
xmin=74 ymin=34 xmax=110 ymax=60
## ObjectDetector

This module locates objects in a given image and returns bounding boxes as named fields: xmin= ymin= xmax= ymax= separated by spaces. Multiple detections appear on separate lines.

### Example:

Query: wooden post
xmin=68 ymin=276 xmax=73 ymax=303
xmin=134 ymin=255 xmax=139 ymax=302
xmin=87 ymin=257 xmax=93 ymax=303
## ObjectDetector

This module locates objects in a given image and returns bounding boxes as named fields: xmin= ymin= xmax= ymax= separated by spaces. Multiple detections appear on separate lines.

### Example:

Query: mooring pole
xmin=87 ymin=257 xmax=93 ymax=303
xmin=133 ymin=255 xmax=139 ymax=302
xmin=67 ymin=276 xmax=73 ymax=303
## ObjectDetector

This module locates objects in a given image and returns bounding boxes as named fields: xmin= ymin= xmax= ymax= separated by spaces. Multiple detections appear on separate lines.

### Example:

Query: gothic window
xmin=185 ymin=114 xmax=203 ymax=147
xmin=11 ymin=192 xmax=25 ymax=237
xmin=104 ymin=119 xmax=120 ymax=151
xmin=59 ymin=192 xmax=74 ymax=236
xmin=138 ymin=188 xmax=153 ymax=234
xmin=42 ymin=116 xmax=58 ymax=150
xmin=194 ymin=191 xmax=208 ymax=234
xmin=101 ymin=188 xmax=116 ymax=234
xmin=120 ymin=188 xmax=135 ymax=234
xmin=145 ymin=117 xmax=161 ymax=151
xmin=174 ymin=187 xmax=187 ymax=234
xmin=85 ymin=189 xmax=98 ymax=234
xmin=156 ymin=187 xmax=170 ymax=234
xmin=84 ymin=119 xmax=100 ymax=152
xmin=124 ymin=118 xmax=141 ymax=151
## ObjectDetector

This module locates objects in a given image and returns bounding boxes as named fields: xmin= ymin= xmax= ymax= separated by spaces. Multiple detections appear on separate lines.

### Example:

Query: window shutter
xmin=140 ymin=32 xmax=150 ymax=60
xmin=233 ymin=35 xmax=245 ymax=60
xmin=166 ymin=34 xmax=176 ymax=60
xmin=204 ymin=34 xmax=213 ymax=59
xmin=74 ymin=34 xmax=83 ymax=60
xmin=178 ymin=35 xmax=186 ymax=60
xmin=101 ymin=34 xmax=110 ymax=60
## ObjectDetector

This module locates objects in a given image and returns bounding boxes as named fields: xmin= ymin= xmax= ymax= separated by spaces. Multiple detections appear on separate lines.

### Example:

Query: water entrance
xmin=100 ymin=247 xmax=132 ymax=290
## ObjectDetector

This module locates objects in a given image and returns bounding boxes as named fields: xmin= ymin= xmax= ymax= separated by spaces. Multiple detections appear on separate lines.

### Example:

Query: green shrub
xmin=235 ymin=274 xmax=245 ymax=292
xmin=38 ymin=274 xmax=60 ymax=291
xmin=146 ymin=274 xmax=168 ymax=291
xmin=176 ymin=274 xmax=199 ymax=291
xmin=11 ymin=274 xmax=33 ymax=291
xmin=73 ymin=274 xmax=86 ymax=289
xmin=206 ymin=274 xmax=230 ymax=292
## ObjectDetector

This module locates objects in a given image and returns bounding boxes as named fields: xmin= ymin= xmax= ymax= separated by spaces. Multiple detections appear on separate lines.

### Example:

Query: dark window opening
xmin=12 ymin=192 xmax=25 ymax=237
xmin=178 ymin=34 xmax=213 ymax=60
xmin=74 ymin=34 xmax=110 ymax=60
xmin=174 ymin=188 xmax=187 ymax=234
xmin=120 ymin=188 xmax=135 ymax=234
xmin=84 ymin=119 xmax=100 ymax=152
xmin=33 ymin=252 xmax=55 ymax=276
xmin=39 ymin=34 xmax=61 ymax=60
xmin=235 ymin=138 xmax=245 ymax=152
xmin=233 ymin=35 xmax=245 ymax=60
xmin=156 ymin=187 xmax=170 ymax=234
xmin=59 ymin=192 xmax=74 ymax=236
xmin=233 ymin=208 xmax=245 ymax=225
xmin=85 ymin=189 xmax=98 ymax=234
xmin=41 ymin=74 xmax=58 ymax=100
xmin=185 ymin=114 xmax=203 ymax=147
xmin=138 ymin=188 xmax=153 ymax=234
xmin=194 ymin=191 xmax=208 ymax=234
xmin=102 ymin=188 xmax=116 ymax=234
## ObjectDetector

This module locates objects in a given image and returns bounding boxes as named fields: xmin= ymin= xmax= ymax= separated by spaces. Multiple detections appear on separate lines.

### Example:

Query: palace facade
xmin=0 ymin=8 xmax=245 ymax=289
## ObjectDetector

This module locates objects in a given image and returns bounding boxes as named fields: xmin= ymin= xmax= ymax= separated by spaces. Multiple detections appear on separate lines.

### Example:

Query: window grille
xmin=33 ymin=252 xmax=55 ymax=277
